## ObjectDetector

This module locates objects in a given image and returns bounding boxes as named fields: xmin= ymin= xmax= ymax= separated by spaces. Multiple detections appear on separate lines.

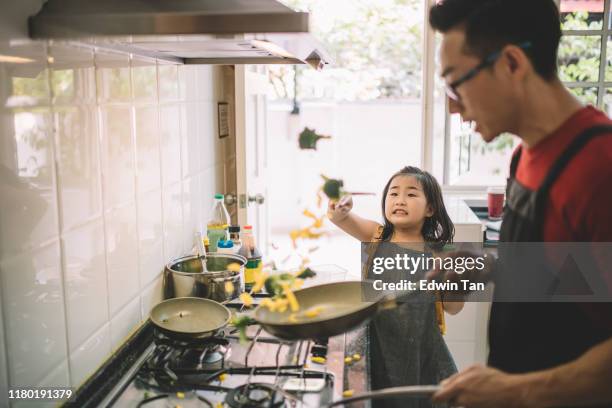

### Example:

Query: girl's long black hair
xmin=379 ymin=166 xmax=454 ymax=246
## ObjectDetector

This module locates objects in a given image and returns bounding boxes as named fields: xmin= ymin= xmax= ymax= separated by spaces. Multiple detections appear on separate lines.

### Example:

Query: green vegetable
xmin=299 ymin=127 xmax=332 ymax=150
xmin=264 ymin=269 xmax=317 ymax=296
xmin=321 ymin=175 xmax=344 ymax=200
xmin=231 ymin=315 xmax=256 ymax=343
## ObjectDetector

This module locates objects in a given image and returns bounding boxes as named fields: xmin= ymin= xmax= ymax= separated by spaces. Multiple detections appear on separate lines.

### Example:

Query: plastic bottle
xmin=217 ymin=239 xmax=235 ymax=254
xmin=229 ymin=225 xmax=242 ymax=254
xmin=207 ymin=194 xmax=230 ymax=252
xmin=238 ymin=225 xmax=262 ymax=290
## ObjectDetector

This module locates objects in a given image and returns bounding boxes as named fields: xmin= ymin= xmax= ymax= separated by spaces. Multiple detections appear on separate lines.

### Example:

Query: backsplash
xmin=0 ymin=38 xmax=230 ymax=401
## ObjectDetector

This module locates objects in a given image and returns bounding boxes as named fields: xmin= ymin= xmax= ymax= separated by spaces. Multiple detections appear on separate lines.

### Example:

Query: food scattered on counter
xmin=298 ymin=127 xmax=332 ymax=150
xmin=176 ymin=392 xmax=185 ymax=399
xmin=218 ymin=373 xmax=228 ymax=382
xmin=352 ymin=353 xmax=361 ymax=361
xmin=342 ymin=389 xmax=355 ymax=398
xmin=344 ymin=356 xmax=353 ymax=364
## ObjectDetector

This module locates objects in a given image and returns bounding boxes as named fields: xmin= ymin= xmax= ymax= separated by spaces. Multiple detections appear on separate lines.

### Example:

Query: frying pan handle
xmin=326 ymin=385 xmax=440 ymax=407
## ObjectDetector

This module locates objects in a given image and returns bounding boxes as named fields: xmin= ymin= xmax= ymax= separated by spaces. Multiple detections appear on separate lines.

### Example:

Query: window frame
xmin=423 ymin=0 xmax=610 ymax=192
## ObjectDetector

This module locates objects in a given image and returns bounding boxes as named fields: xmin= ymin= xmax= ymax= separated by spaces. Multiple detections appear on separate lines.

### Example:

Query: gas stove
xmin=100 ymin=300 xmax=337 ymax=408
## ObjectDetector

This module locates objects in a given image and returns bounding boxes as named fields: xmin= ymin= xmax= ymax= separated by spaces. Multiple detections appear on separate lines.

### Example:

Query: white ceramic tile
xmin=54 ymin=107 xmax=102 ymax=231
xmin=99 ymin=106 xmax=136 ymax=210
xmin=160 ymin=105 xmax=181 ymax=187
xmin=200 ymin=166 xmax=218 ymax=223
xmin=49 ymin=43 xmax=96 ymax=105
xmin=110 ymin=296 xmax=141 ymax=351
xmin=95 ymin=51 xmax=131 ymax=103
xmin=134 ymin=106 xmax=161 ymax=194
xmin=140 ymin=277 xmax=164 ymax=319
xmin=0 ymin=242 xmax=68 ymax=388
xmin=0 ymin=109 xmax=58 ymax=259
xmin=104 ymin=204 xmax=139 ymax=315
xmin=0 ymin=282 xmax=8 ymax=408
xmin=132 ymin=58 xmax=157 ymax=102
xmin=158 ymin=64 xmax=179 ymax=102
xmin=182 ymin=177 xmax=201 ymax=254
xmin=177 ymin=65 xmax=197 ymax=102
xmin=69 ymin=323 xmax=111 ymax=388
xmin=62 ymin=220 xmax=109 ymax=350
xmin=162 ymin=183 xmax=183 ymax=261
xmin=196 ymin=101 xmax=218 ymax=171
xmin=180 ymin=103 xmax=200 ymax=178
xmin=137 ymin=189 xmax=164 ymax=287
xmin=195 ymin=65 xmax=215 ymax=102
xmin=12 ymin=361 xmax=70 ymax=408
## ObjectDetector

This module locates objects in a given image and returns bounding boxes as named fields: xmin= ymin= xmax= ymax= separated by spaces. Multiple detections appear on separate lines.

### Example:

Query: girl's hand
xmin=327 ymin=195 xmax=353 ymax=223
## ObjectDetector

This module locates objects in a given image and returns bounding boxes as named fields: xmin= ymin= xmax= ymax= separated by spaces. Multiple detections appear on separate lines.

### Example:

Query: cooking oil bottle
xmin=206 ymin=194 xmax=230 ymax=252
xmin=238 ymin=225 xmax=262 ymax=291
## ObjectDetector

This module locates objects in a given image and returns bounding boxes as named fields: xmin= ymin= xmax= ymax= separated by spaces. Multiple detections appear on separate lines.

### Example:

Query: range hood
xmin=28 ymin=0 xmax=331 ymax=68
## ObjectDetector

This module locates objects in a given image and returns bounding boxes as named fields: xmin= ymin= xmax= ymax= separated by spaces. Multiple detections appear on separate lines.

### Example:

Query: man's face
xmin=439 ymin=29 xmax=516 ymax=142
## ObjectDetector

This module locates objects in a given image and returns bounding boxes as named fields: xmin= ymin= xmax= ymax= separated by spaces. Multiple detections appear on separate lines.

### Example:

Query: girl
xmin=328 ymin=166 xmax=462 ymax=408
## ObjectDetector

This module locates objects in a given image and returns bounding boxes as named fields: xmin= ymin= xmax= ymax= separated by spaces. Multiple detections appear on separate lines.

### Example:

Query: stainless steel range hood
xmin=28 ymin=0 xmax=331 ymax=68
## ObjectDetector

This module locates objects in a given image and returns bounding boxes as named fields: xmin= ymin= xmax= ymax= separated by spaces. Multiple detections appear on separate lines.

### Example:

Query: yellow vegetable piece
xmin=219 ymin=373 xmax=228 ymax=382
xmin=288 ymin=313 xmax=298 ymax=323
xmin=227 ymin=263 xmax=241 ymax=273
xmin=292 ymin=278 xmax=304 ymax=290
xmin=260 ymin=298 xmax=273 ymax=309
xmin=276 ymin=298 xmax=289 ymax=313
xmin=352 ymin=353 xmax=361 ymax=361
xmin=310 ymin=356 xmax=326 ymax=364
xmin=303 ymin=209 xmax=317 ymax=220
xmin=215 ymin=403 xmax=224 ymax=408
xmin=281 ymin=283 xmax=300 ymax=312
xmin=251 ymin=271 xmax=268 ymax=293
xmin=176 ymin=391 xmax=185 ymax=399
xmin=344 ymin=356 xmax=353 ymax=364
xmin=239 ymin=293 xmax=253 ymax=307
xmin=342 ymin=390 xmax=354 ymax=398
xmin=224 ymin=281 xmax=234 ymax=294
xmin=304 ymin=306 xmax=324 ymax=318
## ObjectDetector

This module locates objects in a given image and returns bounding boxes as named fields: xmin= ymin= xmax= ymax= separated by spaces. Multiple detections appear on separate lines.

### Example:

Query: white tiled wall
xmin=0 ymin=34 xmax=228 ymax=404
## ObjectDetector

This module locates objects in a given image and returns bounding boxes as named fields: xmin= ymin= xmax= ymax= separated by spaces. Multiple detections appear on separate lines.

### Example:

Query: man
xmin=427 ymin=0 xmax=612 ymax=407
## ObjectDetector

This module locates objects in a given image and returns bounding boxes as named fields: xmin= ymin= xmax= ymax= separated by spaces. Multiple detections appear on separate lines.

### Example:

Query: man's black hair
xmin=429 ymin=0 xmax=561 ymax=80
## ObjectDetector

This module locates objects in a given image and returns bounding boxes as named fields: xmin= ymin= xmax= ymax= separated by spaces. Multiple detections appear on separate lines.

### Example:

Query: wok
xmin=253 ymin=280 xmax=401 ymax=341
xmin=150 ymin=297 xmax=231 ymax=339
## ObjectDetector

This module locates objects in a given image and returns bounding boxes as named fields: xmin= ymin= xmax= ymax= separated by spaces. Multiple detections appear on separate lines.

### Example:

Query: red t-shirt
xmin=515 ymin=106 xmax=612 ymax=242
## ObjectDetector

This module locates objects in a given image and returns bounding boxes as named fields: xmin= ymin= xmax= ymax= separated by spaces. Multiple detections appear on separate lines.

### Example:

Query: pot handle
xmin=326 ymin=385 xmax=440 ymax=407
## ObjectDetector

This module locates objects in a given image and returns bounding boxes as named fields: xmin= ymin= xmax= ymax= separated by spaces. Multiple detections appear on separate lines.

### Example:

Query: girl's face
xmin=384 ymin=175 xmax=433 ymax=230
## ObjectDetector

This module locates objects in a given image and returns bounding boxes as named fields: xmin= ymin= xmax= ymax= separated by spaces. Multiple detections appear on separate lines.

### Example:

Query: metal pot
xmin=163 ymin=253 xmax=246 ymax=302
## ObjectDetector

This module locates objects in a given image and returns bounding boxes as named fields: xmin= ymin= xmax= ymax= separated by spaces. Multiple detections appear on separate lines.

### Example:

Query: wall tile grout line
xmin=46 ymin=39 xmax=74 ymax=389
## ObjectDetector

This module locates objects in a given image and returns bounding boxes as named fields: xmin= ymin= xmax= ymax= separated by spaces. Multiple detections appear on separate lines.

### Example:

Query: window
xmin=433 ymin=0 xmax=611 ymax=188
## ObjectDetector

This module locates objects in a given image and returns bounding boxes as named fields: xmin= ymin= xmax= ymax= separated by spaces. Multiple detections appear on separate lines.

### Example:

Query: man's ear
xmin=501 ymin=44 xmax=530 ymax=79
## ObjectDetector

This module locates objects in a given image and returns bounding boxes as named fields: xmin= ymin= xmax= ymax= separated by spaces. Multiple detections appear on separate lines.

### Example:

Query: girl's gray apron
xmin=365 ymin=242 xmax=457 ymax=408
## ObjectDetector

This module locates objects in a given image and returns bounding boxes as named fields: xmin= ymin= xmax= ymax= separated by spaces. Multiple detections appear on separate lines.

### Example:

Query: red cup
xmin=487 ymin=187 xmax=505 ymax=220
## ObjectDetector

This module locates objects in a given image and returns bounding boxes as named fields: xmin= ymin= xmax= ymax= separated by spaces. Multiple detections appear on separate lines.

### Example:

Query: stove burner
xmin=225 ymin=383 xmax=285 ymax=408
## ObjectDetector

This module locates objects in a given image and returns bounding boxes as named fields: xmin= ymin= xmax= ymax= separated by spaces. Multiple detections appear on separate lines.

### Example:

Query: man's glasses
xmin=445 ymin=42 xmax=532 ymax=102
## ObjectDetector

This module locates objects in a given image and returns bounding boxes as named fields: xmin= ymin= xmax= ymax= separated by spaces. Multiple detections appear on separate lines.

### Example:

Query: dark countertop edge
xmin=64 ymin=322 xmax=154 ymax=408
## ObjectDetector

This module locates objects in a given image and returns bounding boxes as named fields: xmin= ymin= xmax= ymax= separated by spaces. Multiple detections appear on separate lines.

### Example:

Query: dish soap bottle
xmin=206 ymin=194 xmax=230 ymax=253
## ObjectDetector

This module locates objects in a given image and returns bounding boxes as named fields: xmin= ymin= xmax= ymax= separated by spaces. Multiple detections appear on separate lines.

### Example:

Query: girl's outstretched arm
xmin=327 ymin=196 xmax=381 ymax=242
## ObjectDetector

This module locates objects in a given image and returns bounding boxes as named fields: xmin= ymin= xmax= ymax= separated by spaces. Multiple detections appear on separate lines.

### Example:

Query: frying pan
xmin=253 ymin=280 xmax=402 ymax=341
xmin=150 ymin=297 xmax=231 ymax=338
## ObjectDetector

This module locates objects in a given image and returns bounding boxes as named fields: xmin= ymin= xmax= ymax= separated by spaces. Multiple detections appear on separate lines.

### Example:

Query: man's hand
xmin=433 ymin=365 xmax=531 ymax=408
xmin=426 ymin=249 xmax=495 ymax=301
xmin=327 ymin=195 xmax=353 ymax=223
